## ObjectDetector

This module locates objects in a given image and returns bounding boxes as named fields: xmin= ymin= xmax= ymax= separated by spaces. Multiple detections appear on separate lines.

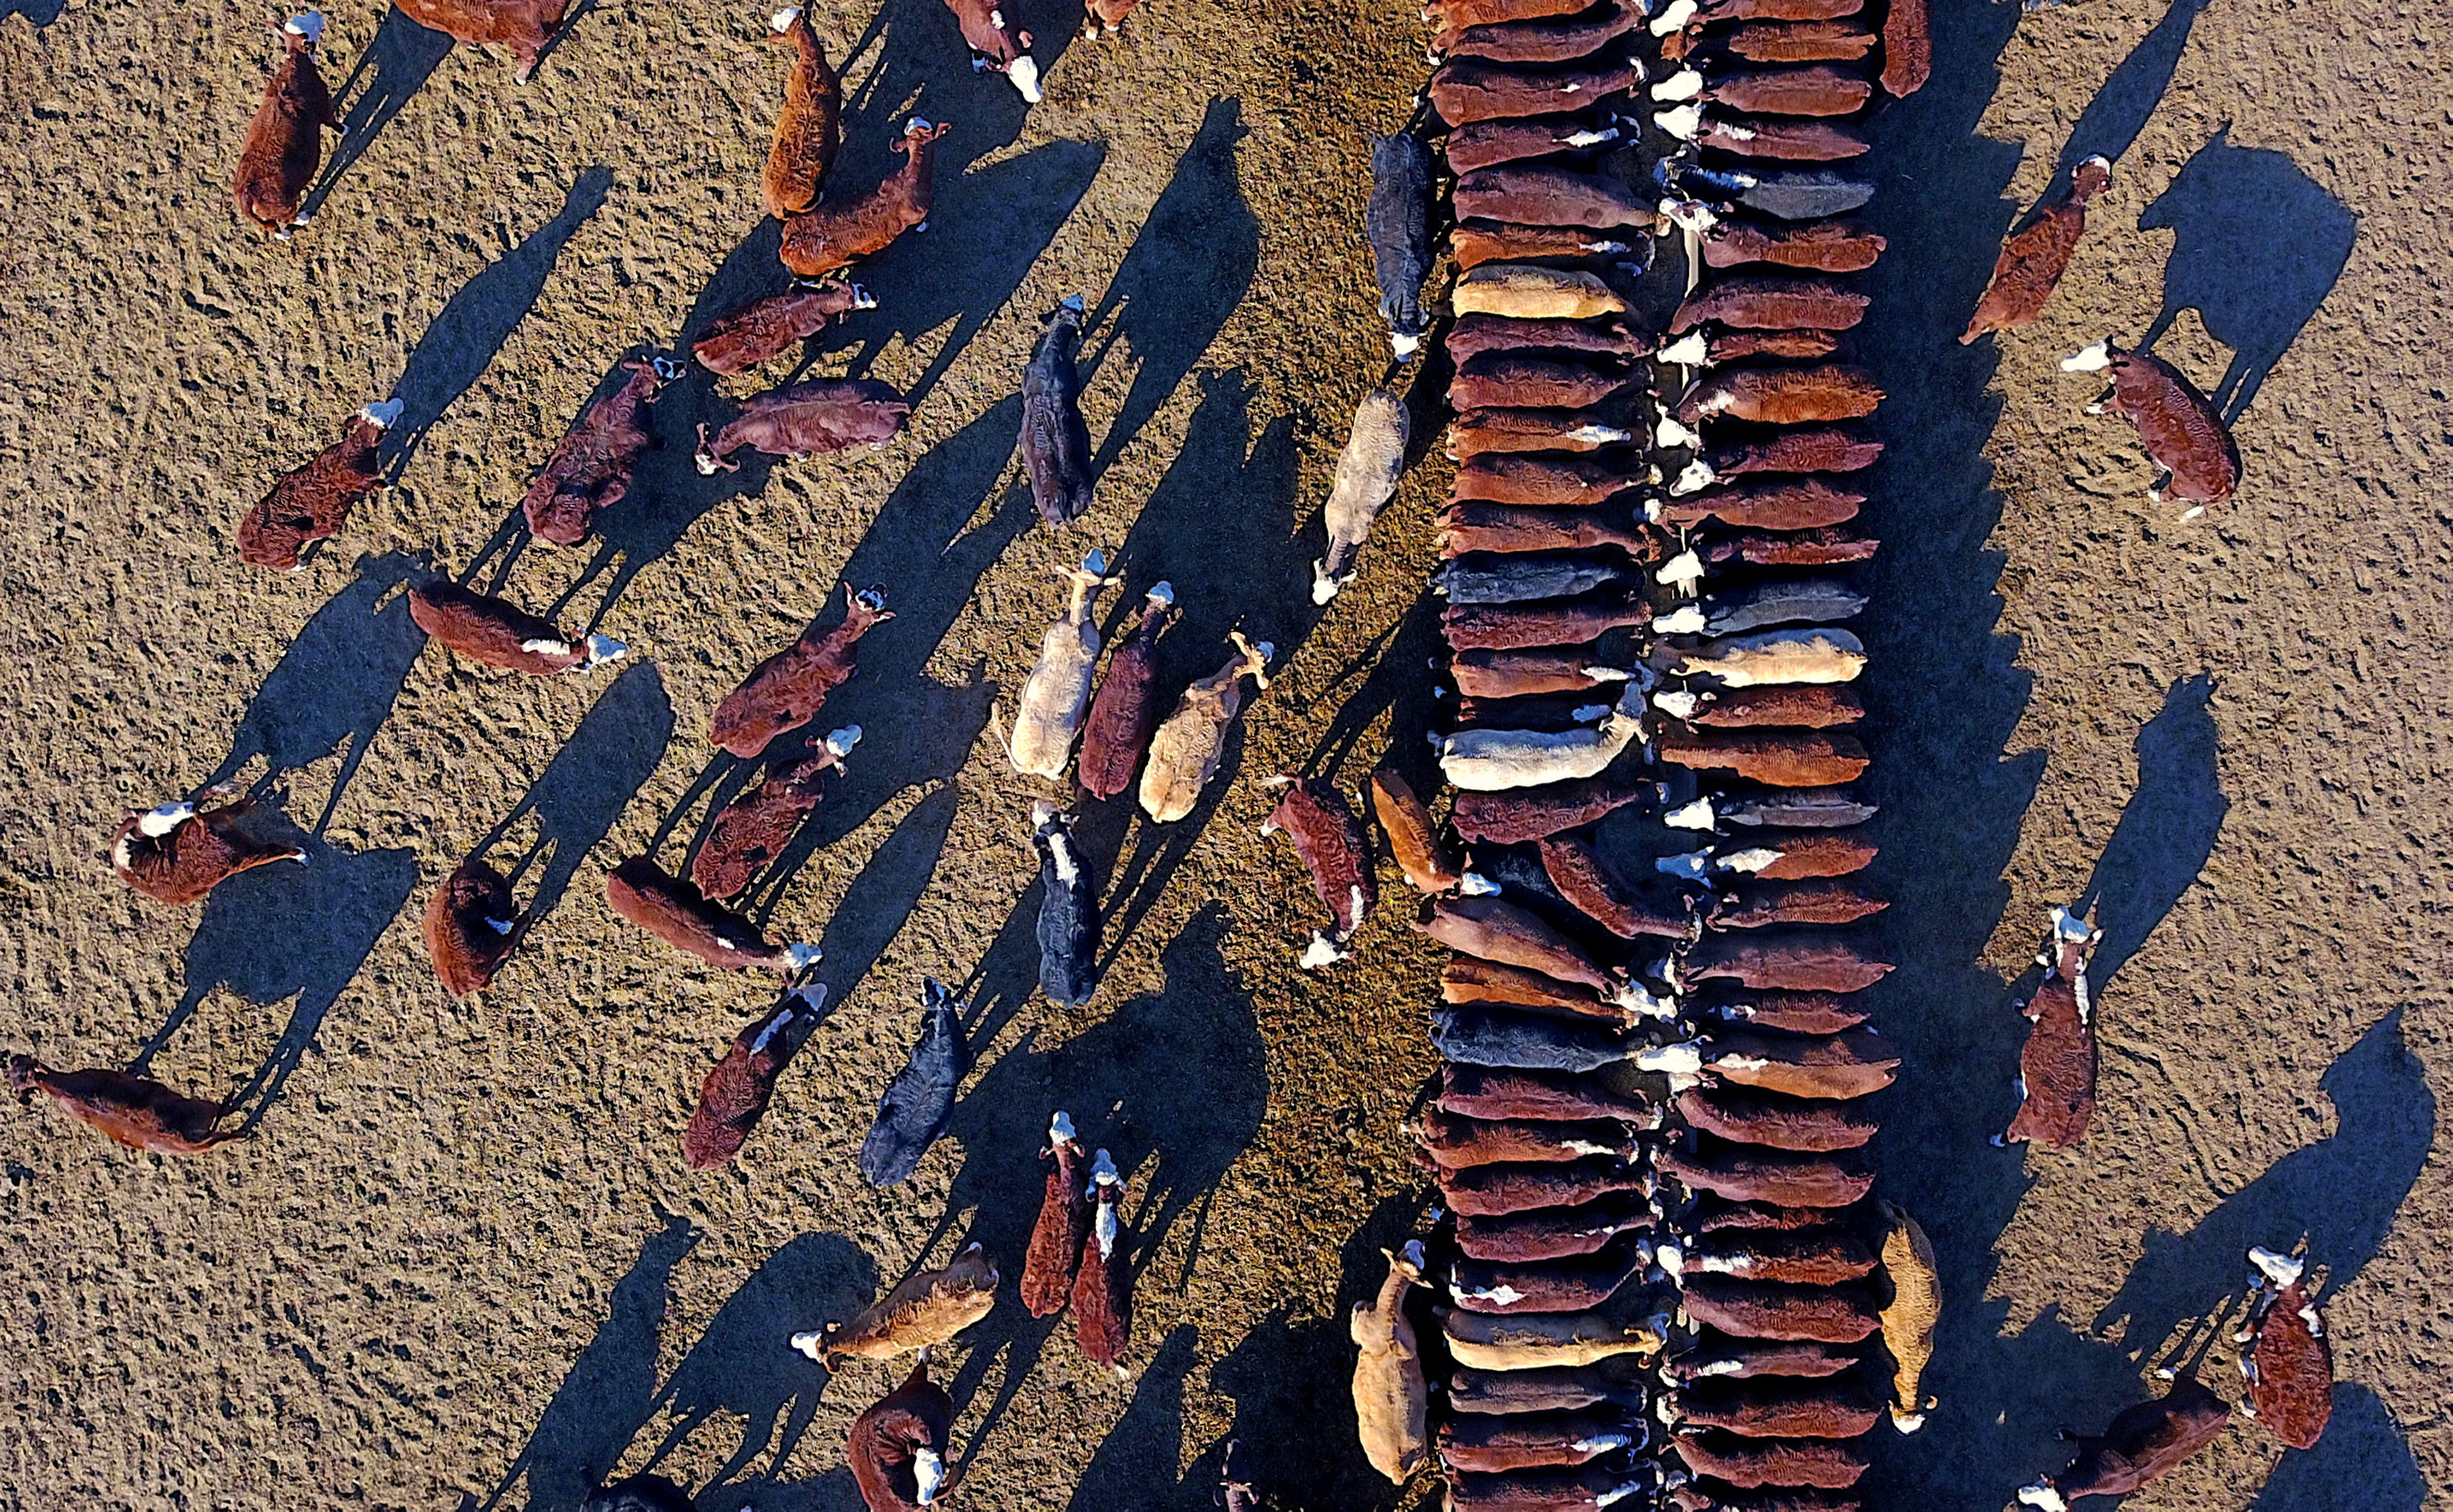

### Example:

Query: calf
xmin=1702 ymin=217 xmax=1885 ymax=273
xmin=941 ymin=0 xmax=1040 ymax=100
xmin=692 ymin=281 xmax=874 ymax=374
xmin=391 ymin=0 xmax=569 ymax=81
xmin=763 ymin=8 xmax=842 ymax=219
xmin=684 ymin=982 xmax=826 ymax=1169
xmin=1032 ymin=802 xmax=1100 ymax=1008
xmin=1454 ymin=263 xmax=1629 ymax=322
xmin=603 ymin=856 xmax=821 ymax=973
xmin=1077 ymin=584 xmax=1177 ymax=799
xmin=1138 ymin=632 xmax=1272 ymax=823
xmin=1370 ymin=767 xmax=1464 ymax=894
xmin=524 ymin=355 xmax=683 ymax=546
xmin=1998 ymin=906 xmax=2100 ymax=1148
xmin=848 ymin=1354 xmax=955 ymax=1511
xmin=709 ymin=586 xmax=891 ymax=757
xmin=1456 ymin=165 xmax=1659 ymax=231
xmin=1681 ymin=1277 xmax=1882 ymax=1345
xmin=1370 ymin=132 xmax=1437 ymax=357
xmin=233 ymin=15 xmax=339 ymax=239
xmin=407 ymin=579 xmax=627 ymax=675
xmin=111 ymin=793 xmax=305 ymax=905
xmin=858 ymin=977 xmax=971 ymax=1186
xmin=1261 ymin=777 xmax=1374 ymax=967
xmin=1019 ymin=296 xmax=1095 ymax=527
xmin=1963 ymin=156 xmax=2112 ymax=343
xmin=1020 ymin=1111 xmax=1091 ymax=1315
xmin=1352 ymin=1240 xmax=1430 ymax=1483
xmin=1877 ymin=1199 xmax=1940 ymax=1432
xmin=238 ymin=399 xmax=402 ymax=571
xmin=2016 ymin=1374 xmax=2232 ymax=1511
xmin=694 ymin=377 xmax=911 ymax=474
xmin=2063 ymin=341 xmax=2242 ymax=508
xmin=9 ymin=1055 xmax=240 ymax=1155
xmin=423 ymin=856 xmax=520 ymax=996
xmin=1009 ymin=551 xmax=1116 ymax=779
xmin=692 ymin=727 xmax=860 ymax=900
xmin=779 ymin=118 xmax=951 ymax=278
xmin=1439 ymin=686 xmax=1648 ymax=791
xmin=1313 ymin=387 xmax=1411 ymax=603
xmin=2241 ymin=1244 xmax=2331 ymax=1449
xmin=1073 ymin=1151 xmax=1132 ymax=1377
xmin=795 ymin=1242 xmax=1000 ymax=1363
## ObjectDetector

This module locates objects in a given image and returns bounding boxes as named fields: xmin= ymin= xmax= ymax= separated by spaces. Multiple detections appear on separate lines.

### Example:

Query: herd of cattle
xmin=12 ymin=0 xmax=2297 ymax=1504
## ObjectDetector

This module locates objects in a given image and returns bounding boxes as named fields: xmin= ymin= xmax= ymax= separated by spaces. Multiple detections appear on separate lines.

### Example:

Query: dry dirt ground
xmin=0 ymin=0 xmax=2447 ymax=1507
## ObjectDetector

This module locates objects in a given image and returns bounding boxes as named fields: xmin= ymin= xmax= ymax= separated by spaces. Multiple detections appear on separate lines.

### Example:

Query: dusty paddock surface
xmin=1 ymin=0 xmax=2450 ymax=1508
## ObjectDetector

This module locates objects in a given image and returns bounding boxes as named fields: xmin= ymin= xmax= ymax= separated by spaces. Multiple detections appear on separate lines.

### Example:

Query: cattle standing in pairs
xmin=1369 ymin=132 xmax=1436 ymax=358
xmin=692 ymin=281 xmax=874 ymax=375
xmin=1021 ymin=1111 xmax=1091 ymax=1315
xmin=111 ymin=793 xmax=306 ymax=905
xmin=709 ymin=587 xmax=891 ymax=757
xmin=1314 ymin=387 xmax=1411 ymax=603
xmin=2241 ymin=1244 xmax=2332 ymax=1449
xmin=848 ymin=1354 xmax=955 ymax=1511
xmin=1371 ymin=767 xmax=1464 ymax=894
xmin=238 ymin=399 xmax=402 ymax=570
xmin=858 ymin=979 xmax=971 ymax=1186
xmin=694 ymin=377 xmax=912 ymax=473
xmin=233 ymin=15 xmax=338 ymax=239
xmin=684 ymin=982 xmax=826 ymax=1169
xmin=1009 ymin=551 xmax=1116 ymax=779
xmin=391 ymin=0 xmax=570 ymax=81
xmin=1031 ymin=802 xmax=1100 ymax=1008
xmin=1997 ymin=906 xmax=2100 ymax=1148
xmin=524 ymin=355 xmax=683 ymax=546
xmin=1020 ymin=296 xmax=1095 ymax=528
xmin=1261 ymin=777 xmax=1374 ymax=966
xmin=1963 ymin=157 xmax=2112 ymax=344
xmin=779 ymin=118 xmax=950 ymax=277
xmin=2062 ymin=342 xmax=2242 ymax=509
xmin=692 ymin=727 xmax=859 ymax=900
xmin=9 ymin=1055 xmax=241 ymax=1154
xmin=423 ymin=857 xmax=520 ymax=996
xmin=2015 ymin=1374 xmax=2233 ymax=1511
xmin=795 ymin=1242 xmax=1000 ymax=1363
xmin=1073 ymin=1151 xmax=1131 ymax=1378
xmin=1139 ymin=632 xmax=1272 ymax=823
xmin=941 ymin=0 xmax=1040 ymax=99
xmin=1352 ymin=1240 xmax=1430 ymax=1483
xmin=604 ymin=856 xmax=821 ymax=973
xmin=407 ymin=580 xmax=627 ymax=674
xmin=763 ymin=8 xmax=842 ymax=219
xmin=1077 ymin=584 xmax=1177 ymax=799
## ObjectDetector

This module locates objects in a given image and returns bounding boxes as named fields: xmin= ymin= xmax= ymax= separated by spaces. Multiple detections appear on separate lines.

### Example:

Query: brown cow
xmin=1020 ymin=1111 xmax=1091 ymax=1316
xmin=603 ymin=856 xmax=820 ymax=973
xmin=692 ymin=282 xmax=875 ymax=375
xmin=763 ymin=8 xmax=842 ymax=219
xmin=2063 ymin=341 xmax=2242 ymax=508
xmin=1073 ymin=1150 xmax=1132 ymax=1378
xmin=238 ymin=399 xmax=401 ymax=571
xmin=695 ymin=379 xmax=912 ymax=474
xmin=423 ymin=856 xmax=520 ymax=996
xmin=110 ymin=793 xmax=306 ymax=905
xmin=2241 ymin=1244 xmax=2332 ymax=1450
xmin=779 ymin=118 xmax=951 ymax=280
xmin=390 ymin=0 xmax=570 ymax=81
xmin=9 ymin=1056 xmax=242 ymax=1155
xmin=941 ymin=0 xmax=1039 ymax=96
xmin=691 ymin=728 xmax=859 ymax=900
xmin=407 ymin=580 xmax=627 ymax=674
xmin=524 ymin=356 xmax=683 ymax=547
xmin=1998 ymin=906 xmax=2100 ymax=1149
xmin=683 ymin=982 xmax=826 ymax=1169
xmin=1964 ymin=156 xmax=2113 ymax=343
xmin=233 ymin=15 xmax=340 ymax=239
xmin=847 ymin=1353 xmax=956 ymax=1511
xmin=2016 ymin=1374 xmax=2232 ymax=1510
xmin=709 ymin=587 xmax=891 ymax=757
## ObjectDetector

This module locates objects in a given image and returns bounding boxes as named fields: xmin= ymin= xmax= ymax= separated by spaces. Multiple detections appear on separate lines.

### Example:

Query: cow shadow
xmin=130 ymin=820 xmax=417 ymax=1131
xmin=0 ymin=0 xmax=66 ymax=26
xmin=1063 ymin=1324 xmax=1206 ymax=1512
xmin=470 ymin=662 xmax=676 ymax=952
xmin=383 ymin=166 xmax=614 ymax=474
xmin=2039 ymin=0 xmax=2210 ymax=202
xmin=206 ymin=548 xmax=431 ymax=836
xmin=642 ymin=1232 xmax=878 ymax=1490
xmin=2249 ymin=1384 xmax=2426 ymax=1512
xmin=768 ymin=783 xmax=959 ymax=1008
xmin=303 ymin=5 xmax=458 ymax=221
xmin=2138 ymin=126 xmax=2357 ymax=422
xmin=1083 ymin=98 xmax=1261 ymax=474
xmin=2072 ymin=673 xmax=2227 ymax=991
xmin=477 ymin=1210 xmax=702 ymax=1512
xmin=1301 ymin=590 xmax=1447 ymax=788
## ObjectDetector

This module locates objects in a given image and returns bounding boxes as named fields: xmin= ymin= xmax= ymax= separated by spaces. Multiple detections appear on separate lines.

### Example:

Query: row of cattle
xmin=1278 ymin=0 xmax=2314 ymax=1508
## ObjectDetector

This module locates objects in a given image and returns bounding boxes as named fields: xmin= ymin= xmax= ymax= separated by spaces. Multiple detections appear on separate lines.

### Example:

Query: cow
xmin=1665 ymin=1378 xmax=1880 ymax=1439
xmin=1019 ymin=296 xmax=1095 ymax=527
xmin=1670 ymin=1431 xmax=1867 ymax=1490
xmin=1963 ymin=157 xmax=2112 ymax=343
xmin=1369 ymin=767 xmax=1463 ymax=895
xmin=233 ymin=14 xmax=339 ymax=239
xmin=1652 ymin=64 xmax=1871 ymax=117
xmin=1417 ymin=893 xmax=1622 ymax=996
xmin=1452 ymin=1190 xmax=1657 ymax=1263
xmin=1449 ymin=1241 xmax=1648 ymax=1315
xmin=524 ymin=355 xmax=684 ymax=547
xmin=691 ymin=727 xmax=860 ymax=900
xmin=238 ymin=399 xmax=402 ymax=570
xmin=692 ymin=282 xmax=875 ymax=375
xmin=1684 ymin=1228 xmax=1876 ymax=1285
xmin=2016 ymin=1374 xmax=2233 ymax=1510
xmin=1880 ymin=0 xmax=1930 ymax=96
xmin=1007 ymin=551 xmax=1116 ymax=780
xmin=779 ymin=118 xmax=951 ymax=278
xmin=1702 ymin=217 xmax=1886 ymax=273
xmin=1450 ymin=774 xmax=1661 ymax=844
xmin=1430 ymin=55 xmax=1647 ymax=126
xmin=1083 ymin=0 xmax=1140 ymax=36
xmin=1435 ymin=1 xmax=1644 ymax=62
xmin=390 ymin=0 xmax=570 ymax=81
xmin=1020 ymin=1111 xmax=1091 ymax=1316
xmin=1656 ymin=730 xmax=1872 ymax=789
xmin=1441 ymin=1301 xmax=1669 ymax=1371
xmin=848 ymin=1354 xmax=956 ymax=1511
xmin=1997 ymin=906 xmax=2100 ymax=1149
xmin=1439 ymin=686 xmax=1648 ymax=792
xmin=694 ymin=378 xmax=912 ymax=474
xmin=1076 ymin=584 xmax=1177 ymax=799
xmin=1676 ymin=364 xmax=1883 ymax=425
xmin=603 ymin=856 xmax=820 ymax=973
xmin=1260 ymin=777 xmax=1374 ymax=967
xmin=1313 ymin=387 xmax=1410 ymax=603
xmin=1682 ymin=1277 xmax=1883 ymax=1346
xmin=1138 ymin=633 xmax=1272 ymax=824
xmin=1665 ymin=627 xmax=1868 ymax=689
xmin=9 ymin=1056 xmax=241 ymax=1154
xmin=1351 ymin=1240 xmax=1430 ymax=1483
xmin=1369 ymin=132 xmax=1436 ymax=357
xmin=1639 ymin=1027 xmax=1899 ymax=1097
xmin=1416 ymin=1108 xmax=1640 ymax=1171
xmin=407 ymin=579 xmax=627 ymax=674
xmin=1672 ymin=276 xmax=1868 ymax=335
xmin=709 ymin=586 xmax=891 ymax=757
xmin=1445 ymin=116 xmax=1622 ymax=175
xmin=1539 ymin=832 xmax=1690 ymax=940
xmin=763 ymin=7 xmax=842 ymax=219
xmin=423 ymin=856 xmax=521 ymax=996
xmin=2062 ymin=341 xmax=2242 ymax=509
xmin=940 ymin=0 xmax=1039 ymax=99
xmin=683 ymin=982 xmax=826 ymax=1169
xmin=858 ymin=979 xmax=971 ymax=1186
xmin=1657 ymin=1140 xmax=1872 ymax=1209
xmin=1874 ymin=1199 xmax=1940 ymax=1432
xmin=1072 ymin=1151 xmax=1131 ymax=1377
xmin=1676 ymin=1084 xmax=1875 ymax=1153
xmin=1455 ymin=164 xmax=1660 ymax=231
xmin=794 ymin=1242 xmax=999 ymax=1363
xmin=1453 ymin=263 xmax=1629 ymax=322
xmin=1031 ymin=802 xmax=1100 ymax=1008
xmin=2241 ymin=1244 xmax=2332 ymax=1449
xmin=1441 ymin=1406 xmax=1637 ymax=1472
xmin=110 ymin=792 xmax=306 ymax=905
xmin=1436 ymin=1063 xmax=1658 ymax=1124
